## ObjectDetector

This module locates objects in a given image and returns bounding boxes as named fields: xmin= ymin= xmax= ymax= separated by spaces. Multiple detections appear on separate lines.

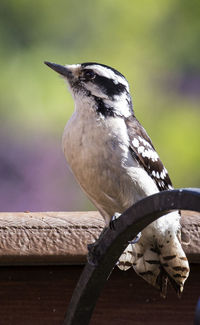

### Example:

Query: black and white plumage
xmin=45 ymin=61 xmax=189 ymax=297
xmin=125 ymin=116 xmax=173 ymax=192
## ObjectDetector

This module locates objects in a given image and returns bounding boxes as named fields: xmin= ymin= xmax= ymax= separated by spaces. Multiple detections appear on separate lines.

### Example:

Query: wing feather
xmin=125 ymin=116 xmax=173 ymax=191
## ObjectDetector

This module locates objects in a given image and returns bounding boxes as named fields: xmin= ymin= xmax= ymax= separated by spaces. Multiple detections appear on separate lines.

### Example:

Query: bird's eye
xmin=83 ymin=70 xmax=95 ymax=80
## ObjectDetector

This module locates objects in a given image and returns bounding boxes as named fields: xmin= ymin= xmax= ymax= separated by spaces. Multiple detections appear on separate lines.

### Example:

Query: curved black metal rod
xmin=63 ymin=188 xmax=200 ymax=325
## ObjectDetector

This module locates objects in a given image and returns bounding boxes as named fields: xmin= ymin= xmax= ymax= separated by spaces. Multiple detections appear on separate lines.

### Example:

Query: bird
xmin=44 ymin=61 xmax=189 ymax=297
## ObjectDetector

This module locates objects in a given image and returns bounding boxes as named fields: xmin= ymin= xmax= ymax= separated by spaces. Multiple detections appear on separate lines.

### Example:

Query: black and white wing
xmin=125 ymin=116 xmax=173 ymax=191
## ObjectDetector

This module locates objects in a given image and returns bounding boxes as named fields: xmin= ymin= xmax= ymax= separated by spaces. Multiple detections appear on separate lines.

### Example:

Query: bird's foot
xmin=109 ymin=212 xmax=121 ymax=230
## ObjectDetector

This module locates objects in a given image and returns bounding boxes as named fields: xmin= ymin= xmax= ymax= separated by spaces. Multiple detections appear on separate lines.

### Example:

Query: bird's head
xmin=44 ymin=61 xmax=134 ymax=118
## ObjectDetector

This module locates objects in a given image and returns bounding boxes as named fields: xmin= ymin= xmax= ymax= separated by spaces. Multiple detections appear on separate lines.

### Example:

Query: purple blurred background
xmin=0 ymin=131 xmax=93 ymax=212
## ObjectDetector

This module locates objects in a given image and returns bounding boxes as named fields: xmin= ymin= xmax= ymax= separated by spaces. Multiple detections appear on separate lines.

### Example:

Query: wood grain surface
xmin=0 ymin=264 xmax=198 ymax=325
xmin=0 ymin=211 xmax=199 ymax=265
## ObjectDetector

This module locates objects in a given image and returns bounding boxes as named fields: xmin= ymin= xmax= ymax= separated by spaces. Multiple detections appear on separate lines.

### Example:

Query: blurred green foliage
xmin=0 ymin=0 xmax=199 ymax=206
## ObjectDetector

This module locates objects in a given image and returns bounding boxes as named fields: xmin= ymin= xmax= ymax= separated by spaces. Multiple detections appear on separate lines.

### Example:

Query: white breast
xmin=62 ymin=101 xmax=159 ymax=225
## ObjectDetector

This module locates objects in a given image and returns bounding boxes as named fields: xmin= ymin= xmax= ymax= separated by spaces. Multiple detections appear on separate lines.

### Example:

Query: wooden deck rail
xmin=0 ymin=190 xmax=199 ymax=323
xmin=63 ymin=188 xmax=200 ymax=325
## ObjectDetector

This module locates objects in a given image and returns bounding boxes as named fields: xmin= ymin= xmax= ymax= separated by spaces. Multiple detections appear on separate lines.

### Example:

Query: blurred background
xmin=0 ymin=0 xmax=199 ymax=212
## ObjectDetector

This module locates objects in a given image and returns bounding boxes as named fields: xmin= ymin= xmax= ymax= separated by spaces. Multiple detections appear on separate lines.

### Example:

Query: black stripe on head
xmin=81 ymin=62 xmax=125 ymax=79
xmin=81 ymin=62 xmax=127 ymax=98
xmin=94 ymin=75 xmax=127 ymax=98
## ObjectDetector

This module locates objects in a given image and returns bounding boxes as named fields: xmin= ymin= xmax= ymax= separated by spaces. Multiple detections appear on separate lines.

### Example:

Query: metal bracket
xmin=63 ymin=188 xmax=200 ymax=325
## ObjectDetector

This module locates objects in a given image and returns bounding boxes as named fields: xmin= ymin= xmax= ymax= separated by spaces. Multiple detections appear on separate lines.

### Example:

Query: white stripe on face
xmin=85 ymin=64 xmax=129 ymax=90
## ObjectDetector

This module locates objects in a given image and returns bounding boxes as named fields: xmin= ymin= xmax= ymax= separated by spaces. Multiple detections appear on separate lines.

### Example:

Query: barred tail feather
xmin=159 ymin=235 xmax=190 ymax=294
xmin=117 ymin=233 xmax=189 ymax=297
xmin=117 ymin=243 xmax=136 ymax=271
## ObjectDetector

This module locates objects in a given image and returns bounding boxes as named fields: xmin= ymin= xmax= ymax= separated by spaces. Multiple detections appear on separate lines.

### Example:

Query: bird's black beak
xmin=44 ymin=61 xmax=72 ymax=78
